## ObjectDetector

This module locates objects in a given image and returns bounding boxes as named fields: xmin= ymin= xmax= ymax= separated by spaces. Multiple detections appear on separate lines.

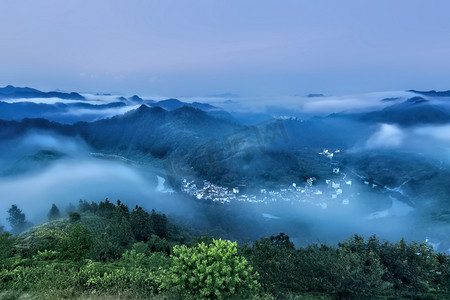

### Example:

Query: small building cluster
xmin=181 ymin=171 xmax=353 ymax=209
xmin=178 ymin=149 xmax=384 ymax=209
xmin=319 ymin=149 xmax=340 ymax=160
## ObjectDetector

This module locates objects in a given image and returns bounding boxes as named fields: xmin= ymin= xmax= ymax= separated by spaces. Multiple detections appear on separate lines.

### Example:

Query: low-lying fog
xmin=0 ymin=133 xmax=194 ymax=231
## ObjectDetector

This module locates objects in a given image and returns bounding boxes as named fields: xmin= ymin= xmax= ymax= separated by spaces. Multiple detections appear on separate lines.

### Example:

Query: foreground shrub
xmin=0 ymin=263 xmax=79 ymax=293
xmin=84 ymin=266 xmax=161 ymax=294
xmin=163 ymin=238 xmax=260 ymax=299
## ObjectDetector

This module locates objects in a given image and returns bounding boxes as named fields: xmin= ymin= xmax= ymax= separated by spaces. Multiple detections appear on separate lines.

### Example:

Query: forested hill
xmin=1 ymin=200 xmax=449 ymax=299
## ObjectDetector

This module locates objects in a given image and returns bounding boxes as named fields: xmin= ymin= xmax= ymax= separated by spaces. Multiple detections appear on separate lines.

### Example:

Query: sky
xmin=1 ymin=0 xmax=450 ymax=97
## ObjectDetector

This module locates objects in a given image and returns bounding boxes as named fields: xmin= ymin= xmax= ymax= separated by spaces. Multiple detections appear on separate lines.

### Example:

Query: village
xmin=178 ymin=147 xmax=397 ymax=210
xmin=180 ymin=148 xmax=356 ymax=209
xmin=181 ymin=174 xmax=353 ymax=208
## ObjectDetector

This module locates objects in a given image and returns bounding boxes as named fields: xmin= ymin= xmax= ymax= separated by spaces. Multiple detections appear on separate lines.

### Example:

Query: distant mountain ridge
xmin=329 ymin=97 xmax=450 ymax=126
xmin=0 ymin=85 xmax=233 ymax=123
xmin=0 ymin=85 xmax=85 ymax=100
xmin=409 ymin=89 xmax=450 ymax=97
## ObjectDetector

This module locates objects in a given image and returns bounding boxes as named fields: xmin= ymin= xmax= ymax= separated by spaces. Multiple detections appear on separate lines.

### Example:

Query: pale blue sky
xmin=1 ymin=0 xmax=449 ymax=97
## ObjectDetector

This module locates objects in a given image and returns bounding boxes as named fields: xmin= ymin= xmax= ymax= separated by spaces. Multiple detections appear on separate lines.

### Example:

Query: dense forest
xmin=1 ymin=200 xmax=449 ymax=299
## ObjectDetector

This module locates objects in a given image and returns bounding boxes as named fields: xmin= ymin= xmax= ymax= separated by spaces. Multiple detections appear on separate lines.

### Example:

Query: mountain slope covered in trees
xmin=1 ymin=200 xmax=449 ymax=299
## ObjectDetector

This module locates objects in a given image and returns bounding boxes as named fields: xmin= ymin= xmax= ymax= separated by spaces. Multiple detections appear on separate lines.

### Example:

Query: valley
xmin=1 ymin=86 xmax=450 ymax=253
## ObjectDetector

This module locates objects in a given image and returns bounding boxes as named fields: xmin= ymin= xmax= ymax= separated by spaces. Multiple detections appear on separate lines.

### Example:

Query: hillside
xmin=1 ymin=200 xmax=449 ymax=299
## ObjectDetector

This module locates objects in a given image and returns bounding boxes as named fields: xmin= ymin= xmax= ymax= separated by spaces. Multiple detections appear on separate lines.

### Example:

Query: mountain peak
xmin=134 ymin=104 xmax=167 ymax=115
xmin=117 ymin=104 xmax=167 ymax=122
xmin=128 ymin=95 xmax=143 ymax=103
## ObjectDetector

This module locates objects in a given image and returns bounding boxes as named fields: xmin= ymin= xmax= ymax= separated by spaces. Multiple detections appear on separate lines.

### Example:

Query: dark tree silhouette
xmin=131 ymin=205 xmax=152 ymax=242
xmin=47 ymin=204 xmax=61 ymax=221
xmin=78 ymin=199 xmax=92 ymax=212
xmin=151 ymin=209 xmax=168 ymax=238
xmin=7 ymin=204 xmax=29 ymax=233
xmin=97 ymin=198 xmax=115 ymax=218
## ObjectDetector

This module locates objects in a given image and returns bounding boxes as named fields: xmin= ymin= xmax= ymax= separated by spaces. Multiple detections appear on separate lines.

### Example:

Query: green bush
xmin=0 ymin=263 xmax=79 ymax=293
xmin=163 ymin=238 xmax=260 ymax=299
xmin=120 ymin=249 xmax=171 ymax=270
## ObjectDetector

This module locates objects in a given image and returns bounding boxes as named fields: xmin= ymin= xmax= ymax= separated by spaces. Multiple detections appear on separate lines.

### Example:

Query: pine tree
xmin=7 ymin=204 xmax=30 ymax=233
xmin=131 ymin=205 xmax=152 ymax=242
xmin=151 ymin=209 xmax=168 ymax=238
xmin=47 ymin=204 xmax=61 ymax=221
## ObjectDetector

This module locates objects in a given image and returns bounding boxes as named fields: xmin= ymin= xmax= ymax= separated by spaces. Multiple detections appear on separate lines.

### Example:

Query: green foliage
xmin=435 ymin=252 xmax=450 ymax=292
xmin=120 ymin=247 xmax=171 ymax=270
xmin=163 ymin=238 xmax=260 ymax=299
xmin=93 ymin=203 xmax=133 ymax=260
xmin=132 ymin=241 xmax=149 ymax=254
xmin=33 ymin=249 xmax=59 ymax=261
xmin=0 ymin=262 xmax=80 ymax=296
xmin=339 ymin=234 xmax=438 ymax=293
xmin=297 ymin=244 xmax=390 ymax=299
xmin=85 ymin=266 xmax=162 ymax=294
xmin=77 ymin=252 xmax=170 ymax=295
xmin=0 ymin=231 xmax=16 ymax=265
xmin=2 ymin=198 xmax=449 ymax=299
xmin=245 ymin=233 xmax=391 ymax=299
xmin=15 ymin=220 xmax=70 ymax=257
xmin=108 ymin=201 xmax=133 ymax=247
xmin=131 ymin=205 xmax=152 ymax=242
xmin=78 ymin=199 xmax=92 ymax=213
xmin=57 ymin=224 xmax=92 ymax=261
xmin=150 ymin=209 xmax=169 ymax=238
xmin=120 ymin=249 xmax=150 ymax=268
xmin=97 ymin=198 xmax=116 ymax=218
xmin=147 ymin=234 xmax=175 ymax=255
xmin=243 ymin=233 xmax=303 ymax=297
